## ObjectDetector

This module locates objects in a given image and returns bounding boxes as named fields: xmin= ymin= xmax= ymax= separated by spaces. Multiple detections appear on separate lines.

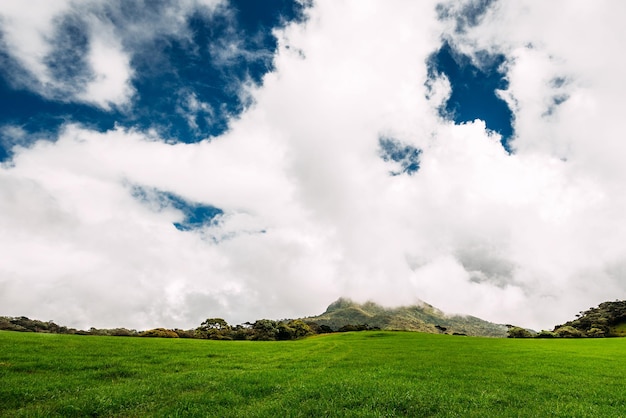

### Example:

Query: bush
xmin=587 ymin=327 xmax=605 ymax=337
xmin=554 ymin=326 xmax=584 ymax=338
xmin=337 ymin=324 xmax=377 ymax=332
xmin=507 ymin=327 xmax=533 ymax=338
xmin=252 ymin=320 xmax=279 ymax=340
xmin=109 ymin=328 xmax=138 ymax=337
xmin=535 ymin=330 xmax=558 ymax=338
xmin=173 ymin=329 xmax=196 ymax=338
xmin=140 ymin=328 xmax=179 ymax=338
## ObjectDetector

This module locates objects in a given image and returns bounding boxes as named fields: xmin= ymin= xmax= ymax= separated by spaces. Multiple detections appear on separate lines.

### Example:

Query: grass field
xmin=1 ymin=330 xmax=625 ymax=417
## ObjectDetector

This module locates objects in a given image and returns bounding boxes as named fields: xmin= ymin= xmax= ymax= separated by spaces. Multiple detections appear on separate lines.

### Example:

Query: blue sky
xmin=0 ymin=0 xmax=513 ymax=226
xmin=0 ymin=0 xmax=305 ymax=156
xmin=1 ymin=0 xmax=625 ymax=330
xmin=1 ymin=0 xmax=306 ymax=230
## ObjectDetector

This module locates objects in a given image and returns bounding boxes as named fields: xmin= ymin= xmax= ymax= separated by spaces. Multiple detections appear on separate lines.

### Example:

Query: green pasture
xmin=1 ymin=330 xmax=625 ymax=417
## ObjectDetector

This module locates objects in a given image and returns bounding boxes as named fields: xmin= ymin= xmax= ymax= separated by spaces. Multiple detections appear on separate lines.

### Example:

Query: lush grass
xmin=1 ymin=331 xmax=625 ymax=417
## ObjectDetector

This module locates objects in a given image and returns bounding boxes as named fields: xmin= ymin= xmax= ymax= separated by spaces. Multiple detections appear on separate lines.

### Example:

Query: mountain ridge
xmin=303 ymin=297 xmax=508 ymax=337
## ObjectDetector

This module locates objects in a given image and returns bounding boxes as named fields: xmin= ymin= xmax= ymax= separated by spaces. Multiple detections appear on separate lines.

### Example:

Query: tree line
xmin=6 ymin=300 xmax=624 ymax=340
xmin=507 ymin=300 xmax=626 ymax=338
xmin=0 ymin=316 xmax=379 ymax=341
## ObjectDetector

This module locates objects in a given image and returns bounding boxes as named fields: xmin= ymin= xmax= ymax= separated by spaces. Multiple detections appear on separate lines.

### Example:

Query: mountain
xmin=302 ymin=298 xmax=508 ymax=337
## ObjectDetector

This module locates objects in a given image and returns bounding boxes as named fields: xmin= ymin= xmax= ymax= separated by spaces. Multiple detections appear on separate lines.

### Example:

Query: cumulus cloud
xmin=0 ymin=0 xmax=72 ymax=88
xmin=1 ymin=0 xmax=626 ymax=331
xmin=0 ymin=0 xmax=223 ymax=109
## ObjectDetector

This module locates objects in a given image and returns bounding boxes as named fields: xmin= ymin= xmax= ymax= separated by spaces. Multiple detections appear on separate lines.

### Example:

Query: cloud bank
xmin=1 ymin=0 xmax=625 ymax=330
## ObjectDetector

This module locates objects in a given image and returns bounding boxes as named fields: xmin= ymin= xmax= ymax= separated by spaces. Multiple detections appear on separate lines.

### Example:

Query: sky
xmin=1 ymin=0 xmax=625 ymax=331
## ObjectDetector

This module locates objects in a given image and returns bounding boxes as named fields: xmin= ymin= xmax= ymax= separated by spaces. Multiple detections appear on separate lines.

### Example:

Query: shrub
xmin=109 ymin=328 xmax=138 ymax=337
xmin=587 ymin=327 xmax=605 ymax=337
xmin=140 ymin=328 xmax=179 ymax=338
xmin=535 ymin=330 xmax=558 ymax=338
xmin=173 ymin=329 xmax=196 ymax=338
xmin=554 ymin=326 xmax=584 ymax=338
xmin=507 ymin=327 xmax=533 ymax=338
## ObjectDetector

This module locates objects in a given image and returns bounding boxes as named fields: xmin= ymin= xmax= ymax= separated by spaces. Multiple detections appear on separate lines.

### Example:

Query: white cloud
xmin=0 ymin=0 xmax=224 ymax=109
xmin=0 ymin=125 xmax=31 ymax=153
xmin=0 ymin=0 xmax=72 ymax=87
xmin=444 ymin=1 xmax=626 ymax=175
xmin=74 ymin=19 xmax=134 ymax=110
xmin=176 ymin=91 xmax=215 ymax=133
xmin=1 ymin=0 xmax=626 ymax=331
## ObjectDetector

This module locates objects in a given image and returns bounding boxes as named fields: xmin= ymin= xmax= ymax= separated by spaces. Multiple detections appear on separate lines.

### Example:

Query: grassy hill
xmin=303 ymin=298 xmax=508 ymax=337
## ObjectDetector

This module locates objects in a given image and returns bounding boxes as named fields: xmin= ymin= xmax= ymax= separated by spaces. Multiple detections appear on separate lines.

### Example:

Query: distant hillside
xmin=1 ymin=298 xmax=509 ymax=339
xmin=303 ymin=298 xmax=508 ymax=337
xmin=553 ymin=300 xmax=626 ymax=337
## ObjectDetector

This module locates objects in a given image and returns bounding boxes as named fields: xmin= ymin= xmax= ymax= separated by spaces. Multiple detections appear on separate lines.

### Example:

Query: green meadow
xmin=1 ymin=330 xmax=625 ymax=417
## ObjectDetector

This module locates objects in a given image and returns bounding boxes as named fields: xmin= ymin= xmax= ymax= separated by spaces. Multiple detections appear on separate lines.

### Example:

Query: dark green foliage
xmin=200 ymin=318 xmax=229 ymax=330
xmin=172 ymin=329 xmax=196 ymax=338
xmin=276 ymin=320 xmax=314 ymax=340
xmin=319 ymin=324 xmax=333 ymax=333
xmin=507 ymin=326 xmax=534 ymax=338
xmin=251 ymin=319 xmax=279 ymax=340
xmin=587 ymin=327 xmax=605 ymax=337
xmin=139 ymin=328 xmax=180 ymax=338
xmin=0 ymin=316 xmax=145 ymax=337
xmin=191 ymin=319 xmax=315 ymax=341
xmin=305 ymin=321 xmax=333 ymax=334
xmin=337 ymin=323 xmax=379 ymax=332
xmin=108 ymin=328 xmax=139 ymax=337
xmin=0 ymin=315 xmax=314 ymax=341
xmin=554 ymin=326 xmax=584 ymax=338
xmin=195 ymin=318 xmax=232 ymax=339
xmin=610 ymin=322 xmax=626 ymax=337
xmin=231 ymin=324 xmax=255 ymax=340
xmin=552 ymin=300 xmax=626 ymax=337
xmin=536 ymin=330 xmax=558 ymax=338
xmin=0 ymin=316 xmax=64 ymax=333
xmin=88 ymin=327 xmax=112 ymax=336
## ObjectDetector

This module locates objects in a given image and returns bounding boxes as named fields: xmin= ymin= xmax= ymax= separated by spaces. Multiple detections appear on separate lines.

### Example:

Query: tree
xmin=587 ymin=327 xmax=605 ymax=338
xmin=252 ymin=319 xmax=279 ymax=340
xmin=172 ymin=329 xmax=195 ymax=338
xmin=507 ymin=327 xmax=533 ymax=338
xmin=140 ymin=328 xmax=179 ymax=338
xmin=288 ymin=320 xmax=314 ymax=338
xmin=276 ymin=320 xmax=314 ymax=340
xmin=277 ymin=322 xmax=295 ymax=340
xmin=196 ymin=318 xmax=231 ymax=339
xmin=199 ymin=318 xmax=229 ymax=330
xmin=554 ymin=326 xmax=583 ymax=338
xmin=535 ymin=330 xmax=557 ymax=338
xmin=232 ymin=324 xmax=254 ymax=340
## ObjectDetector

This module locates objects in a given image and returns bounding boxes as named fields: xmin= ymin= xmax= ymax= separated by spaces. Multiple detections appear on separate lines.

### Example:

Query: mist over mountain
xmin=303 ymin=298 xmax=508 ymax=337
